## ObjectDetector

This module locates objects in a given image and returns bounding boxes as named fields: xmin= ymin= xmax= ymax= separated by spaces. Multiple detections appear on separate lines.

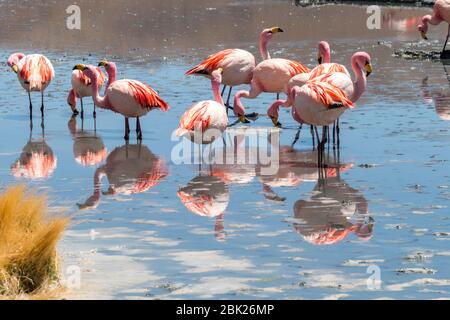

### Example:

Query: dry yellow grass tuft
xmin=0 ymin=185 xmax=69 ymax=298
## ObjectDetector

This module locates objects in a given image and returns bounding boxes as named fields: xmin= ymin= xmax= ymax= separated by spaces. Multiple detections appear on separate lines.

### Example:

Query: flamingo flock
xmin=8 ymin=0 xmax=450 ymax=167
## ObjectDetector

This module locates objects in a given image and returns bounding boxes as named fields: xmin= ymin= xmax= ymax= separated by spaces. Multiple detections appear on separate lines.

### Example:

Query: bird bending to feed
xmin=233 ymin=43 xmax=310 ymax=124
xmin=176 ymin=68 xmax=228 ymax=144
xmin=7 ymin=53 xmax=55 ymax=118
xmin=268 ymin=41 xmax=350 ymax=146
xmin=185 ymin=27 xmax=283 ymax=109
xmin=418 ymin=0 xmax=450 ymax=56
xmin=68 ymin=66 xmax=106 ymax=118
xmin=74 ymin=63 xmax=170 ymax=141
xmin=291 ymin=52 xmax=372 ymax=163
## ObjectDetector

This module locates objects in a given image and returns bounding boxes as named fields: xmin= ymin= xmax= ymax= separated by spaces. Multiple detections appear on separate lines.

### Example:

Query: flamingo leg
xmin=333 ymin=121 xmax=336 ymax=148
xmin=80 ymin=98 xmax=84 ymax=119
xmin=314 ymin=126 xmax=320 ymax=150
xmin=28 ymin=92 xmax=33 ymax=120
xmin=318 ymin=126 xmax=328 ymax=168
xmin=336 ymin=118 xmax=341 ymax=149
xmin=291 ymin=123 xmax=303 ymax=148
xmin=136 ymin=117 xmax=143 ymax=141
xmin=93 ymin=99 xmax=97 ymax=119
xmin=226 ymin=86 xmax=233 ymax=108
xmin=124 ymin=117 xmax=130 ymax=141
xmin=40 ymin=91 xmax=44 ymax=118
xmin=442 ymin=25 xmax=450 ymax=56
xmin=221 ymin=85 xmax=227 ymax=97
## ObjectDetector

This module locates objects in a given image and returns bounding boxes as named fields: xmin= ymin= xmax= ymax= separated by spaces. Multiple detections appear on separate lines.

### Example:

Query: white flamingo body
xmin=176 ymin=100 xmax=228 ymax=144
xmin=177 ymin=68 xmax=228 ymax=145
xmin=187 ymin=49 xmax=255 ymax=87
xmin=106 ymin=79 xmax=158 ymax=118
xmin=293 ymin=72 xmax=354 ymax=126
xmin=16 ymin=54 xmax=54 ymax=92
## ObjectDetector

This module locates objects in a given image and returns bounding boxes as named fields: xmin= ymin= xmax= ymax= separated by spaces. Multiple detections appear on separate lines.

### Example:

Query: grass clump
xmin=0 ymin=185 xmax=69 ymax=298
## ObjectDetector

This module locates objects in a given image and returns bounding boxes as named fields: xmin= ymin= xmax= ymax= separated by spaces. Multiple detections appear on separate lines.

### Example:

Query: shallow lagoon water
xmin=1 ymin=1 xmax=450 ymax=299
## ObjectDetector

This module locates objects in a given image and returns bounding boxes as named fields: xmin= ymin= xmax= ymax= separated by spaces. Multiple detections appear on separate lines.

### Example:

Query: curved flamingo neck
xmin=323 ymin=48 xmax=331 ymax=64
xmin=106 ymin=64 xmax=117 ymax=88
xmin=267 ymin=100 xmax=285 ymax=118
xmin=351 ymin=58 xmax=367 ymax=103
xmin=260 ymin=35 xmax=271 ymax=60
xmin=90 ymin=74 xmax=109 ymax=109
xmin=212 ymin=79 xmax=224 ymax=105
xmin=424 ymin=14 xmax=442 ymax=26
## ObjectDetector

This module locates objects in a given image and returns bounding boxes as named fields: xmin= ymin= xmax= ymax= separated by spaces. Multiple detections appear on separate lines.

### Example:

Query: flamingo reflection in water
xmin=421 ymin=63 xmax=450 ymax=121
xmin=293 ymin=167 xmax=374 ymax=245
xmin=178 ymin=175 xmax=229 ymax=242
xmin=68 ymin=116 xmax=107 ymax=167
xmin=78 ymin=143 xmax=168 ymax=210
xmin=10 ymin=122 xmax=57 ymax=180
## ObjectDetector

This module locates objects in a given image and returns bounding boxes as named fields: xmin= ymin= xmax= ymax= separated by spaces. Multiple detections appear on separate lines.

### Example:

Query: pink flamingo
xmin=233 ymin=48 xmax=310 ymax=124
xmin=268 ymin=41 xmax=350 ymax=146
xmin=176 ymin=68 xmax=228 ymax=144
xmin=74 ymin=63 xmax=170 ymax=141
xmin=67 ymin=66 xmax=106 ymax=118
xmin=291 ymin=52 xmax=372 ymax=163
xmin=418 ymin=0 xmax=450 ymax=56
xmin=7 ymin=53 xmax=55 ymax=118
xmin=185 ymin=27 xmax=283 ymax=108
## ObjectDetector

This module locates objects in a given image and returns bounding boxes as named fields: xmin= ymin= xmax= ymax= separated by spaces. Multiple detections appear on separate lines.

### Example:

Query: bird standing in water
xmin=7 ymin=53 xmax=55 ymax=118
xmin=418 ymin=0 xmax=450 ymax=57
xmin=74 ymin=63 xmax=170 ymax=141
xmin=68 ymin=66 xmax=106 ymax=118
xmin=185 ymin=27 xmax=284 ymax=110
xmin=176 ymin=68 xmax=228 ymax=145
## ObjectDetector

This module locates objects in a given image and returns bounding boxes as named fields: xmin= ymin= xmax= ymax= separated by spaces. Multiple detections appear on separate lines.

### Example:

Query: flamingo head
xmin=267 ymin=100 xmax=284 ymax=127
xmin=211 ymin=67 xmax=223 ymax=83
xmin=67 ymin=89 xmax=78 ymax=114
xmin=98 ymin=60 xmax=117 ymax=75
xmin=261 ymin=26 xmax=284 ymax=42
xmin=317 ymin=41 xmax=331 ymax=64
xmin=353 ymin=52 xmax=373 ymax=77
xmin=418 ymin=15 xmax=430 ymax=40
xmin=74 ymin=64 xmax=98 ymax=83
xmin=7 ymin=53 xmax=25 ymax=73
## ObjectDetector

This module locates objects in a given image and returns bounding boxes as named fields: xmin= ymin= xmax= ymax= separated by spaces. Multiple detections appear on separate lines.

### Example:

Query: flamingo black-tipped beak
xmin=420 ymin=31 xmax=428 ymax=40
xmin=271 ymin=27 xmax=284 ymax=33
xmin=318 ymin=56 xmax=323 ymax=65
xmin=365 ymin=63 xmax=373 ymax=77
xmin=270 ymin=117 xmax=282 ymax=128
xmin=11 ymin=65 xmax=19 ymax=73
xmin=73 ymin=64 xmax=86 ymax=71
xmin=98 ymin=60 xmax=108 ymax=67
xmin=239 ymin=116 xmax=250 ymax=124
